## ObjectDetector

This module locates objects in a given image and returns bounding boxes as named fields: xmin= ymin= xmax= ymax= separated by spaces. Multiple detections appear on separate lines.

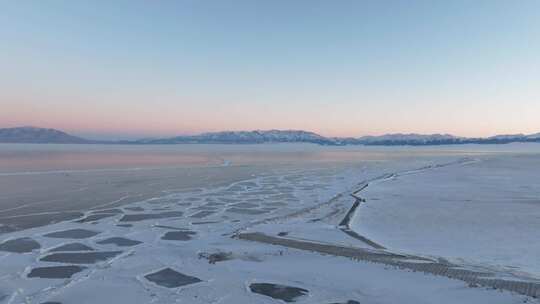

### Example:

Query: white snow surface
xmin=0 ymin=146 xmax=539 ymax=303
xmin=352 ymin=154 xmax=540 ymax=280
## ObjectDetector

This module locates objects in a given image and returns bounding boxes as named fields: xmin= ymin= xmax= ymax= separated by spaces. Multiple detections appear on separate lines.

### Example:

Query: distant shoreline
xmin=2 ymin=139 xmax=540 ymax=147
xmin=2 ymin=126 xmax=540 ymax=146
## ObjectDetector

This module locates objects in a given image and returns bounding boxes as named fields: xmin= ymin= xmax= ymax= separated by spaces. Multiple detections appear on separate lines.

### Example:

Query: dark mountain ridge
xmin=2 ymin=126 xmax=540 ymax=146
xmin=0 ymin=127 xmax=90 ymax=144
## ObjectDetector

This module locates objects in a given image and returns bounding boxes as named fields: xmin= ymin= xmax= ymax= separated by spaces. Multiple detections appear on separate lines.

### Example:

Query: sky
xmin=1 ymin=0 xmax=539 ymax=139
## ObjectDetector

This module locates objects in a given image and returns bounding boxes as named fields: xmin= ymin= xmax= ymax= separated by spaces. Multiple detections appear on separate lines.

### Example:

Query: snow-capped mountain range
xmin=137 ymin=130 xmax=334 ymax=145
xmin=0 ymin=127 xmax=90 ymax=144
xmin=2 ymin=127 xmax=540 ymax=146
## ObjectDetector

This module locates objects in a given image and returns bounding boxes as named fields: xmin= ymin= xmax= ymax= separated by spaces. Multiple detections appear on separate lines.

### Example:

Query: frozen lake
xmin=0 ymin=143 xmax=490 ymax=231
xmin=0 ymin=143 xmax=539 ymax=303
xmin=352 ymin=152 xmax=540 ymax=279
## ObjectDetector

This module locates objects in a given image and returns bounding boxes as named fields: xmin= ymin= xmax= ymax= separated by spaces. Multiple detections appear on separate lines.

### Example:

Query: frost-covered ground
xmin=0 ymin=144 xmax=539 ymax=303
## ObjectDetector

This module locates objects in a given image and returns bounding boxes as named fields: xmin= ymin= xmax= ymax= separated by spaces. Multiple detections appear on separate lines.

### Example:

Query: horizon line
xmin=2 ymin=125 xmax=539 ymax=142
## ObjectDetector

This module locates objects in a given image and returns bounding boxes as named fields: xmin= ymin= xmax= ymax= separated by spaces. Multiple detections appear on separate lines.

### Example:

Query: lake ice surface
xmin=351 ymin=153 xmax=540 ymax=279
xmin=0 ymin=143 xmax=539 ymax=303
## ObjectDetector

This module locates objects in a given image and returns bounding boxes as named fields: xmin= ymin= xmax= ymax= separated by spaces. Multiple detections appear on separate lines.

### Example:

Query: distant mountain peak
xmin=150 ymin=129 xmax=335 ymax=145
xmin=0 ymin=126 xmax=88 ymax=144
xmin=526 ymin=133 xmax=540 ymax=139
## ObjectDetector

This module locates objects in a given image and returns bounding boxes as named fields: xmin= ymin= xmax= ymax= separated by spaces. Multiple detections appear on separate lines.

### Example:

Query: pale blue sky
xmin=1 ymin=0 xmax=539 ymax=139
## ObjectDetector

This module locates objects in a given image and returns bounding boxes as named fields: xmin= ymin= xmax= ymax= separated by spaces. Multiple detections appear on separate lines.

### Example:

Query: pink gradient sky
xmin=1 ymin=1 xmax=539 ymax=140
xmin=3 ymin=90 xmax=539 ymax=140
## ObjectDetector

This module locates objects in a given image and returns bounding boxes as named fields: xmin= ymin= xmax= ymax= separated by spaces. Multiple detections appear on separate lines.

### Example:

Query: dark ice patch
xmin=178 ymin=188 xmax=203 ymax=193
xmin=0 ymin=237 xmax=41 ymax=253
xmin=277 ymin=186 xmax=294 ymax=192
xmin=44 ymin=229 xmax=100 ymax=239
xmin=28 ymin=265 xmax=86 ymax=279
xmin=75 ymin=213 xmax=117 ymax=223
xmin=191 ymin=221 xmax=220 ymax=225
xmin=249 ymin=283 xmax=308 ymax=303
xmin=218 ymin=198 xmax=237 ymax=203
xmin=124 ymin=206 xmax=145 ymax=212
xmin=267 ymin=202 xmax=288 ymax=207
xmin=49 ymin=242 xmax=94 ymax=252
xmin=226 ymin=208 xmax=267 ymax=215
xmin=151 ymin=207 xmax=171 ymax=211
xmin=146 ymin=199 xmax=171 ymax=205
xmin=230 ymin=202 xmax=259 ymax=208
xmin=116 ymin=224 xmax=133 ymax=228
xmin=247 ymin=190 xmax=277 ymax=195
xmin=40 ymin=251 xmax=122 ymax=264
xmin=161 ymin=231 xmax=196 ymax=241
xmin=204 ymin=201 xmax=224 ymax=206
xmin=269 ymin=194 xmax=296 ymax=200
xmin=190 ymin=205 xmax=218 ymax=211
xmin=245 ymin=198 xmax=263 ymax=203
xmin=91 ymin=208 xmax=123 ymax=214
xmin=328 ymin=301 xmax=361 ymax=304
xmin=153 ymin=224 xmax=188 ymax=230
xmin=0 ymin=212 xmax=84 ymax=233
xmin=189 ymin=211 xmax=215 ymax=219
xmin=0 ymin=224 xmax=17 ymax=234
xmin=145 ymin=268 xmax=202 ymax=288
xmin=208 ymin=191 xmax=230 ymax=197
xmin=96 ymin=237 xmax=142 ymax=247
xmin=119 ymin=211 xmax=183 ymax=222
